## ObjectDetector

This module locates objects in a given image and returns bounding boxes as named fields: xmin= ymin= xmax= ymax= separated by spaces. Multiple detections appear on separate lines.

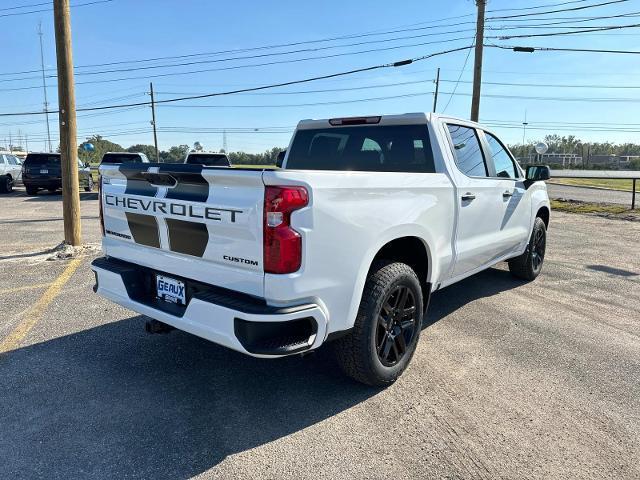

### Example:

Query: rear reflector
xmin=263 ymin=186 xmax=308 ymax=274
xmin=329 ymin=116 xmax=381 ymax=126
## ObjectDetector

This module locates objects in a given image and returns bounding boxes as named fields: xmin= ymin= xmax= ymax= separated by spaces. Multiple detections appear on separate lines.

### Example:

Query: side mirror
xmin=526 ymin=165 xmax=550 ymax=182
xmin=276 ymin=150 xmax=286 ymax=168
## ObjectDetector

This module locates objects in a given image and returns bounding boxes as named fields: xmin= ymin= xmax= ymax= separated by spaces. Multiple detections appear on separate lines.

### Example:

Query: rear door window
xmin=286 ymin=125 xmax=435 ymax=172
xmin=484 ymin=132 xmax=519 ymax=179
xmin=446 ymin=124 xmax=488 ymax=177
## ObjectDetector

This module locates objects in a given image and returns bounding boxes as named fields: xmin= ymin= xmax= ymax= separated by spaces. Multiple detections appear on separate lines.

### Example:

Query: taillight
xmin=263 ymin=186 xmax=308 ymax=274
xmin=98 ymin=175 xmax=105 ymax=236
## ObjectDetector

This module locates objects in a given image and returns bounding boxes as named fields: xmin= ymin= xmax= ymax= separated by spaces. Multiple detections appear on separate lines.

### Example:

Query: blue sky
xmin=1 ymin=0 xmax=639 ymax=153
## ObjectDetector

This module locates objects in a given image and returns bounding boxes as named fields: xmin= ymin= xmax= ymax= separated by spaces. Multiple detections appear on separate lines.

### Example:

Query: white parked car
xmin=92 ymin=113 xmax=550 ymax=385
xmin=0 ymin=152 xmax=23 ymax=193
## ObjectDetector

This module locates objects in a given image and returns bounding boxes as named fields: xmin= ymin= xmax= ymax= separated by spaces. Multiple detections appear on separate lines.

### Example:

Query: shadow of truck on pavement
xmin=0 ymin=266 xmax=524 ymax=478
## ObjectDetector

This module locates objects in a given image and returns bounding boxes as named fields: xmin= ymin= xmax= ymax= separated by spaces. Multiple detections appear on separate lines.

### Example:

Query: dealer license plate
xmin=156 ymin=275 xmax=186 ymax=305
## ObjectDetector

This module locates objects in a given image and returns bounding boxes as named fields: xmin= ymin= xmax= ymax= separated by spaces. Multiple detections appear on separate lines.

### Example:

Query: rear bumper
xmin=23 ymin=178 xmax=62 ymax=189
xmin=91 ymin=257 xmax=328 ymax=357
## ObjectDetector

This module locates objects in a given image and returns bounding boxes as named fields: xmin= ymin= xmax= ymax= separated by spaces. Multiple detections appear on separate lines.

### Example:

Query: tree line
xmin=77 ymin=135 xmax=283 ymax=165
xmin=75 ymin=133 xmax=640 ymax=169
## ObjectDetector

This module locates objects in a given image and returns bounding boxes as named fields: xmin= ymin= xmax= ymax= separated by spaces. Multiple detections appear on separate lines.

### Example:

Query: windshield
xmin=185 ymin=154 xmax=230 ymax=167
xmin=23 ymin=154 xmax=61 ymax=166
xmin=101 ymin=153 xmax=143 ymax=164
xmin=286 ymin=125 xmax=435 ymax=172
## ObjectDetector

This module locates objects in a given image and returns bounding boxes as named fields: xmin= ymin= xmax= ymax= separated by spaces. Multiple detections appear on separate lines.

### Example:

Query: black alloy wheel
xmin=531 ymin=226 xmax=546 ymax=273
xmin=375 ymin=285 xmax=418 ymax=367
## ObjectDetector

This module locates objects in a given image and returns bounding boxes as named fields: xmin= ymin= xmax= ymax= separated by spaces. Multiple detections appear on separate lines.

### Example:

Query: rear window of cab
xmin=286 ymin=125 xmax=435 ymax=172
xmin=101 ymin=153 xmax=143 ymax=164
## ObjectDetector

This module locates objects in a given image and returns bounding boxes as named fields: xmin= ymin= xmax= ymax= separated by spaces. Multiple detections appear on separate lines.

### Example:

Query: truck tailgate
xmin=99 ymin=163 xmax=265 ymax=297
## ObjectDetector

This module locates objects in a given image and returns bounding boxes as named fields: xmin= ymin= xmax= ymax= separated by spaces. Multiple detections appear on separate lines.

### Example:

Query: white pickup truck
xmin=92 ymin=113 xmax=550 ymax=386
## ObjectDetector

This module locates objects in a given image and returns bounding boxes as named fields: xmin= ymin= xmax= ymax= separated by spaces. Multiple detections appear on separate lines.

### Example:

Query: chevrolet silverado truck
xmin=91 ymin=113 xmax=550 ymax=386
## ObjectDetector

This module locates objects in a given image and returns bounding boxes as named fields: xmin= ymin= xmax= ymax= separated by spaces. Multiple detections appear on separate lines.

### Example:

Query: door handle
xmin=461 ymin=192 xmax=476 ymax=201
xmin=502 ymin=190 xmax=514 ymax=198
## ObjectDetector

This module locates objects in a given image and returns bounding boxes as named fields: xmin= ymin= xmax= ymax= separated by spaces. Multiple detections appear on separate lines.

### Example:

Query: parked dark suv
xmin=22 ymin=153 xmax=94 ymax=195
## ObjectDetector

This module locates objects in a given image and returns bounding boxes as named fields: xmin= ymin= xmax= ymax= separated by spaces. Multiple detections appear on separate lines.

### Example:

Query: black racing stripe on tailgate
xmin=120 ymin=164 xmax=158 ymax=197
xmin=166 ymin=218 xmax=208 ymax=257
xmin=125 ymin=212 xmax=161 ymax=248
xmin=159 ymin=164 xmax=209 ymax=203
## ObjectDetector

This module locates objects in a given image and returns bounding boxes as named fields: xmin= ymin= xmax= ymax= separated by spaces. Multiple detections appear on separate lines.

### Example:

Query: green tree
xmin=164 ymin=144 xmax=190 ymax=163
xmin=127 ymin=144 xmax=157 ymax=161
xmin=78 ymin=135 xmax=123 ymax=164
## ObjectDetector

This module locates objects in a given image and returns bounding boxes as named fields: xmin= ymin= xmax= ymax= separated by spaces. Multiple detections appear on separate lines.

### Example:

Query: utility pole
xmin=470 ymin=0 xmax=486 ymax=122
xmin=25 ymin=134 xmax=29 ymax=153
xmin=8 ymin=131 xmax=12 ymax=152
xmin=222 ymin=129 xmax=228 ymax=153
xmin=38 ymin=21 xmax=53 ymax=153
xmin=432 ymin=67 xmax=440 ymax=113
xmin=53 ymin=0 xmax=82 ymax=246
xmin=149 ymin=82 xmax=159 ymax=162
xmin=522 ymin=110 xmax=528 ymax=146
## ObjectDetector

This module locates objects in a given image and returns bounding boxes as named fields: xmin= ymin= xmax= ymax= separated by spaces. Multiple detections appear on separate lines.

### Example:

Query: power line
xmin=0 ymin=30 xmax=475 ymax=82
xmin=487 ymin=0 xmax=629 ymax=20
xmin=0 ymin=1 xmax=50 ymax=12
xmin=441 ymin=44 xmax=473 ymax=113
xmin=0 ymin=35 xmax=474 ymax=89
xmin=486 ymin=0 xmax=592 ymax=13
xmin=0 ymin=46 xmax=472 ymax=117
xmin=488 ymin=43 xmax=640 ymax=54
xmin=440 ymin=79 xmax=640 ymax=89
xmin=160 ymin=92 xmax=433 ymax=109
xmin=155 ymin=78 xmax=436 ymax=96
xmin=438 ymin=90 xmax=640 ymax=103
xmin=492 ymin=22 xmax=640 ymax=39
xmin=0 ymin=0 xmax=113 ymax=18
xmin=0 ymin=19 xmax=477 ymax=77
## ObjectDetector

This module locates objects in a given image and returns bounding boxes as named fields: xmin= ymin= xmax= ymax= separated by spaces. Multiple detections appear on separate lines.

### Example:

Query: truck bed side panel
xmin=262 ymin=170 xmax=455 ymax=334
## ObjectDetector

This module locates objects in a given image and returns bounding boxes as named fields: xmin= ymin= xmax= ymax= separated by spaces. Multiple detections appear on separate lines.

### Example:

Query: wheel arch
xmin=536 ymin=205 xmax=550 ymax=228
xmin=369 ymin=236 xmax=431 ymax=298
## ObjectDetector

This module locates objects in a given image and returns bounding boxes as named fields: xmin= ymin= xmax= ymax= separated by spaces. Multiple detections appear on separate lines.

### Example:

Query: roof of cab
xmin=296 ymin=113 xmax=430 ymax=130
xmin=296 ymin=113 xmax=486 ymax=130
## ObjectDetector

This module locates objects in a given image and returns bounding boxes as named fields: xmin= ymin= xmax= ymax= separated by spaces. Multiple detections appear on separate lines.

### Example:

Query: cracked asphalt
xmin=0 ymin=186 xmax=638 ymax=479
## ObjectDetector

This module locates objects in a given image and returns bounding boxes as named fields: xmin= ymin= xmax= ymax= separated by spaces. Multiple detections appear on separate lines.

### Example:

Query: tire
xmin=26 ymin=186 xmax=39 ymax=196
xmin=333 ymin=260 xmax=423 ymax=386
xmin=508 ymin=217 xmax=547 ymax=281
xmin=84 ymin=176 xmax=94 ymax=192
xmin=0 ymin=176 xmax=10 ymax=193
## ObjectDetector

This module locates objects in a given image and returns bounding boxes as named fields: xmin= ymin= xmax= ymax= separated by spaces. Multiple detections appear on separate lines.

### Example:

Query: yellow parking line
xmin=0 ymin=257 xmax=83 ymax=354
xmin=0 ymin=283 xmax=53 ymax=295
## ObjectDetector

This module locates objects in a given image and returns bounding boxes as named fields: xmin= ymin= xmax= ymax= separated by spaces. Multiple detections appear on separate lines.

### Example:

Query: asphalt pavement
xmin=0 ymin=187 xmax=638 ymax=479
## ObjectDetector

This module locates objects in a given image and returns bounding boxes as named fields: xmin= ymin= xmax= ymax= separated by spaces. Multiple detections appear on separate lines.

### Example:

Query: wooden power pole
xmin=53 ymin=0 xmax=82 ymax=246
xmin=150 ymin=82 xmax=160 ymax=162
xmin=432 ymin=67 xmax=440 ymax=113
xmin=470 ymin=0 xmax=486 ymax=122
